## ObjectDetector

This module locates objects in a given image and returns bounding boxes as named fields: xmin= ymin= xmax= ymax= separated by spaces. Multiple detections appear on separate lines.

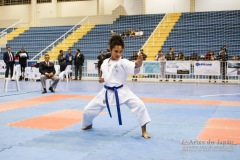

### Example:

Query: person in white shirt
xmin=135 ymin=28 xmax=144 ymax=37
xmin=82 ymin=35 xmax=151 ymax=138
xmin=155 ymin=50 xmax=166 ymax=81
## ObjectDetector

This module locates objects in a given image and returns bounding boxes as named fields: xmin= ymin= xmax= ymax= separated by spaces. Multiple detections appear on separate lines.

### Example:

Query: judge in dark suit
xmin=39 ymin=54 xmax=59 ymax=94
xmin=74 ymin=49 xmax=84 ymax=80
xmin=3 ymin=46 xmax=15 ymax=78
xmin=15 ymin=47 xmax=29 ymax=80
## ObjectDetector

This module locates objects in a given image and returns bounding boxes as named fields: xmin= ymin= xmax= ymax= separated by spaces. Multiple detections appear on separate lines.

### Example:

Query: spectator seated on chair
xmin=39 ymin=54 xmax=60 ymax=94
xmin=231 ymin=55 xmax=239 ymax=61
xmin=135 ymin=28 xmax=144 ymax=37
xmin=111 ymin=30 xmax=117 ymax=36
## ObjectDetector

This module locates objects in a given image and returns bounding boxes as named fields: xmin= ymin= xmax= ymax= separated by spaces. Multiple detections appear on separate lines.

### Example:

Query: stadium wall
xmin=0 ymin=0 xmax=240 ymax=27
xmin=195 ymin=0 xmax=240 ymax=12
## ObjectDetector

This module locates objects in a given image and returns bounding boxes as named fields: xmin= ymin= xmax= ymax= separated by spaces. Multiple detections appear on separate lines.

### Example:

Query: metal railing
xmin=0 ymin=19 xmax=24 ymax=36
xmin=0 ymin=19 xmax=24 ymax=48
xmin=31 ymin=16 xmax=89 ymax=60
xmin=141 ymin=14 xmax=167 ymax=54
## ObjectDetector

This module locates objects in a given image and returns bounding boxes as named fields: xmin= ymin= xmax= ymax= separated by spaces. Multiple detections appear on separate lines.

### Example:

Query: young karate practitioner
xmin=82 ymin=35 xmax=151 ymax=138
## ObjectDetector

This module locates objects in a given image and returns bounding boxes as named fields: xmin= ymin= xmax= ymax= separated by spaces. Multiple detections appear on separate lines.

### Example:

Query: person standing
xmin=74 ymin=49 xmax=84 ymax=80
xmin=175 ymin=52 xmax=185 ymax=82
xmin=3 ymin=46 xmax=15 ymax=79
xmin=218 ymin=46 xmax=228 ymax=83
xmin=97 ymin=50 xmax=105 ymax=77
xmin=39 ymin=54 xmax=60 ymax=94
xmin=165 ymin=47 xmax=176 ymax=81
xmin=139 ymin=49 xmax=147 ymax=60
xmin=129 ymin=51 xmax=139 ymax=81
xmin=58 ymin=50 xmax=66 ymax=72
xmin=81 ymin=35 xmax=151 ymax=139
xmin=155 ymin=50 xmax=166 ymax=81
xmin=65 ymin=49 xmax=73 ymax=80
xmin=15 ymin=47 xmax=29 ymax=80
xmin=205 ymin=51 xmax=217 ymax=83
xmin=105 ymin=48 xmax=111 ymax=59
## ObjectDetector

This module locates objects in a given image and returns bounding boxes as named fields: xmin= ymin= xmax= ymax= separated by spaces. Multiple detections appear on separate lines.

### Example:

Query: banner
xmin=165 ymin=61 xmax=190 ymax=75
xmin=87 ymin=60 xmax=98 ymax=74
xmin=227 ymin=61 xmax=240 ymax=76
xmin=194 ymin=61 xmax=220 ymax=75
xmin=139 ymin=61 xmax=160 ymax=74
xmin=0 ymin=60 xmax=6 ymax=73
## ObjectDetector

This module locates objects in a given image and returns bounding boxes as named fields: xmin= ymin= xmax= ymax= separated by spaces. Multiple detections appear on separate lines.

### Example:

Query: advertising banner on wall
xmin=142 ymin=61 xmax=160 ymax=74
xmin=194 ymin=61 xmax=220 ymax=75
xmin=227 ymin=61 xmax=240 ymax=76
xmin=87 ymin=60 xmax=98 ymax=74
xmin=165 ymin=61 xmax=190 ymax=75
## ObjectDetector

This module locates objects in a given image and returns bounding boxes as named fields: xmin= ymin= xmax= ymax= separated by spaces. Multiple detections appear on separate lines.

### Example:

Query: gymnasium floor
xmin=0 ymin=79 xmax=239 ymax=160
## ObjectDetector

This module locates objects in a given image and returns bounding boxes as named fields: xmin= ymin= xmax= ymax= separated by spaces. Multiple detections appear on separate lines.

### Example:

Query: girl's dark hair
xmin=108 ymin=35 xmax=124 ymax=50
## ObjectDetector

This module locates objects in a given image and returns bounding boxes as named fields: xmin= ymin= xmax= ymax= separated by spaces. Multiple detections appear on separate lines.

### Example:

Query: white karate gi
xmin=82 ymin=58 xmax=151 ymax=127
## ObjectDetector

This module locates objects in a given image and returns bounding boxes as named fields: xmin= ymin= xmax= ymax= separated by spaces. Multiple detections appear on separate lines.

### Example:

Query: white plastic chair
xmin=64 ymin=65 xmax=73 ymax=82
xmin=54 ymin=65 xmax=61 ymax=76
xmin=32 ymin=67 xmax=41 ymax=81
xmin=3 ymin=65 xmax=20 ymax=92
xmin=24 ymin=67 xmax=33 ymax=80
xmin=12 ymin=64 xmax=21 ymax=80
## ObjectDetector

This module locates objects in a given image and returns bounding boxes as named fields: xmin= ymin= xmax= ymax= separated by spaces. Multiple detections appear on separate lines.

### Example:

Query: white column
xmin=52 ymin=0 xmax=57 ymax=17
xmin=31 ymin=0 xmax=37 ymax=26
xmin=124 ymin=0 xmax=144 ymax=15
xmin=190 ymin=0 xmax=195 ymax=12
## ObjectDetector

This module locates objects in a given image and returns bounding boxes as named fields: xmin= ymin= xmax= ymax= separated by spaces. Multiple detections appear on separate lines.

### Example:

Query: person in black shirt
xmin=74 ymin=49 xmax=84 ymax=80
xmin=15 ymin=47 xmax=29 ymax=80
xmin=129 ymin=51 xmax=138 ymax=61
xmin=3 ymin=46 xmax=15 ymax=79
xmin=97 ymin=50 xmax=105 ymax=77
xmin=58 ymin=50 xmax=66 ymax=72
xmin=105 ymin=48 xmax=111 ymax=59
xmin=129 ymin=51 xmax=139 ymax=81
xmin=218 ymin=46 xmax=228 ymax=82
xmin=139 ymin=49 xmax=147 ymax=60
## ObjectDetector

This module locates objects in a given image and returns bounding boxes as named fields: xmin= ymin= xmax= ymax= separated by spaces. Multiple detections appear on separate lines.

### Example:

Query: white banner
xmin=0 ymin=60 xmax=6 ymax=73
xmin=227 ymin=61 xmax=240 ymax=76
xmin=165 ymin=61 xmax=190 ymax=75
xmin=194 ymin=61 xmax=220 ymax=75
xmin=87 ymin=60 xmax=98 ymax=74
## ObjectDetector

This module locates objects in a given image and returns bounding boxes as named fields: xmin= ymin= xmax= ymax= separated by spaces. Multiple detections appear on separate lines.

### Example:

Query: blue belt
xmin=104 ymin=84 xmax=123 ymax=125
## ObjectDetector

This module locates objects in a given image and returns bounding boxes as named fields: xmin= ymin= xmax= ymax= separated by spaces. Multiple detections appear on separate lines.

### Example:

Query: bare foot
xmin=82 ymin=124 xmax=92 ymax=130
xmin=141 ymin=124 xmax=151 ymax=139
xmin=142 ymin=132 xmax=151 ymax=139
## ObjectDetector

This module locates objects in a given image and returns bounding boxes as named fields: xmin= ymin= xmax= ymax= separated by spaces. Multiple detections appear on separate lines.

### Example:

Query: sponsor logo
xmin=195 ymin=62 xmax=212 ymax=66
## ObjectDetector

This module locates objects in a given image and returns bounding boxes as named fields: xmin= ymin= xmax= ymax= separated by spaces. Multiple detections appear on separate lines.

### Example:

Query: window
xmin=37 ymin=0 xmax=52 ymax=3
xmin=0 ymin=0 xmax=31 ymax=6
xmin=57 ymin=0 xmax=92 ymax=2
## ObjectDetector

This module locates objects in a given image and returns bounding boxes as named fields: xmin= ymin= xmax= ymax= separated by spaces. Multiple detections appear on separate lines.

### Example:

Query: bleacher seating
xmin=0 ymin=26 xmax=73 ymax=60
xmin=70 ymin=14 xmax=164 ymax=60
xmin=1 ymin=10 xmax=239 ymax=62
xmin=161 ymin=10 xmax=240 ymax=58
